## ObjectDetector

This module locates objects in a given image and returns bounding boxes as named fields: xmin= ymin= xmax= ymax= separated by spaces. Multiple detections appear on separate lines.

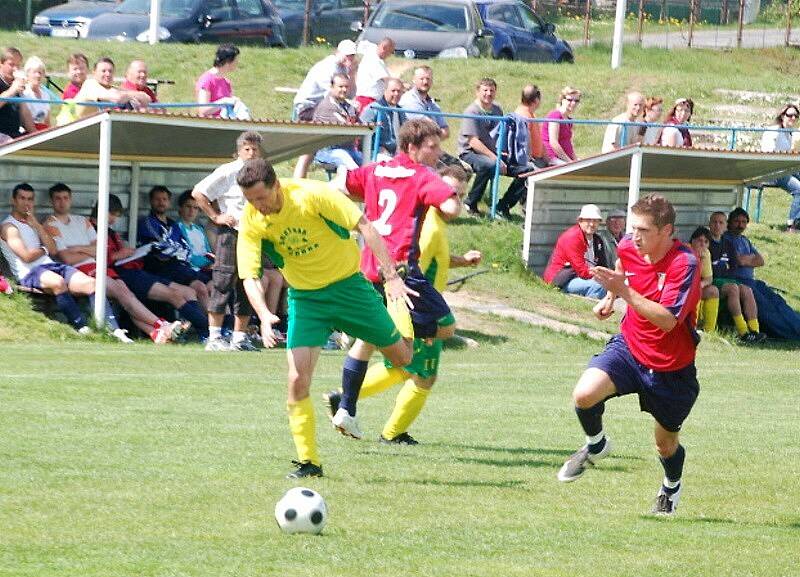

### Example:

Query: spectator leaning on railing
xmin=601 ymin=91 xmax=644 ymax=153
xmin=61 ymin=53 xmax=89 ymax=100
xmin=399 ymin=65 xmax=449 ymax=140
xmin=661 ymin=98 xmax=694 ymax=148
xmin=74 ymin=57 xmax=152 ymax=119
xmin=22 ymin=56 xmax=55 ymax=131
xmin=0 ymin=47 xmax=35 ymax=144
xmin=196 ymin=44 xmax=249 ymax=120
xmin=359 ymin=78 xmax=406 ymax=161
xmin=640 ymin=96 xmax=664 ymax=145
xmin=121 ymin=60 xmax=160 ymax=113
xmin=542 ymin=86 xmax=580 ymax=165
xmin=760 ymin=104 xmax=800 ymax=232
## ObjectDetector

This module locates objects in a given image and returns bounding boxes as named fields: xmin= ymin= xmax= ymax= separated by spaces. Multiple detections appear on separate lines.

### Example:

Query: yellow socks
xmin=386 ymin=296 xmax=414 ymax=339
xmin=287 ymin=397 xmax=320 ymax=466
xmin=360 ymin=364 xmax=408 ymax=399
xmin=382 ymin=381 xmax=430 ymax=440
xmin=732 ymin=314 xmax=748 ymax=336
xmin=702 ymin=298 xmax=719 ymax=332
xmin=747 ymin=318 xmax=760 ymax=333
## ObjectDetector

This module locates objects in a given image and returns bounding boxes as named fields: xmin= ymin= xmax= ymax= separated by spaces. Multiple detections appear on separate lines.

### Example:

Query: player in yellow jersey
xmin=324 ymin=165 xmax=482 ymax=444
xmin=235 ymin=158 xmax=415 ymax=478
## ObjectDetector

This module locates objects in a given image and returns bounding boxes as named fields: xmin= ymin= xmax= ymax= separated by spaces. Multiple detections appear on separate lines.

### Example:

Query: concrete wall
xmin=524 ymin=179 xmax=741 ymax=274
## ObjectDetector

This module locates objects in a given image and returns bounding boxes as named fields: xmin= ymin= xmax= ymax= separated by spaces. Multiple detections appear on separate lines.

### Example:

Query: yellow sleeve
xmin=236 ymin=204 xmax=264 ymax=279
xmin=308 ymin=181 xmax=362 ymax=232
xmin=418 ymin=209 xmax=449 ymax=292
xmin=701 ymin=249 xmax=712 ymax=279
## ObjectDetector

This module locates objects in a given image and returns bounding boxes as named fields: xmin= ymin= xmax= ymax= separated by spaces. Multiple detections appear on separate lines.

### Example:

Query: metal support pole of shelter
xmin=522 ymin=179 xmax=536 ymax=267
xmin=128 ymin=162 xmax=141 ymax=242
xmin=626 ymin=150 xmax=643 ymax=232
xmin=93 ymin=115 xmax=112 ymax=327
xmin=370 ymin=108 xmax=384 ymax=162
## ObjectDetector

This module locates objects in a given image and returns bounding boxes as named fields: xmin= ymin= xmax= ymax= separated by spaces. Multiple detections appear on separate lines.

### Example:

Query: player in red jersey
xmin=327 ymin=118 xmax=462 ymax=439
xmin=557 ymin=194 xmax=701 ymax=516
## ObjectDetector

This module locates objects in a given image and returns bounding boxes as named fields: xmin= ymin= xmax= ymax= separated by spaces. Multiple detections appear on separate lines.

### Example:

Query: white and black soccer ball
xmin=275 ymin=487 xmax=328 ymax=534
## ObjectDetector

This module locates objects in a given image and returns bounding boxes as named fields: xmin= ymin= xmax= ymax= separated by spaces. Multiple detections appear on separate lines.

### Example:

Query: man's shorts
xmin=588 ymin=334 xmax=699 ymax=432
xmin=373 ymin=269 xmax=455 ymax=340
xmin=713 ymin=277 xmax=745 ymax=289
xmin=76 ymin=262 xmax=119 ymax=279
xmin=287 ymin=273 xmax=401 ymax=350
xmin=147 ymin=258 xmax=203 ymax=286
xmin=115 ymin=267 xmax=171 ymax=302
xmin=386 ymin=338 xmax=443 ymax=379
xmin=209 ymin=226 xmax=253 ymax=317
xmin=20 ymin=262 xmax=80 ymax=291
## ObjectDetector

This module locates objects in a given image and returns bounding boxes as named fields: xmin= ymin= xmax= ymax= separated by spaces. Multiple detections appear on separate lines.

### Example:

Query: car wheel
xmin=498 ymin=49 xmax=514 ymax=60
xmin=557 ymin=53 xmax=574 ymax=64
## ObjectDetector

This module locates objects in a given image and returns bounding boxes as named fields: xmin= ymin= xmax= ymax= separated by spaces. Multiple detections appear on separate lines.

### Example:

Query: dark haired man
xmin=235 ymin=157 xmax=415 ymax=478
xmin=557 ymin=194 xmax=702 ymax=516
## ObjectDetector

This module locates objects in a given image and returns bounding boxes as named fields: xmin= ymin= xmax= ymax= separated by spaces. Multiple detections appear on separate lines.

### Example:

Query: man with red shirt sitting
xmin=557 ymin=194 xmax=701 ymax=516
xmin=120 ymin=60 xmax=159 ymax=111
xmin=543 ymin=204 xmax=609 ymax=299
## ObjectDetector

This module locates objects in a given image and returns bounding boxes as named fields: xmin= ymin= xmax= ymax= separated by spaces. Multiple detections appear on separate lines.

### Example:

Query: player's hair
xmin=177 ymin=190 xmax=195 ymax=207
xmin=213 ymin=44 xmax=239 ymax=68
xmin=630 ymin=193 xmax=675 ymax=229
xmin=237 ymin=158 xmax=277 ymax=190
xmin=728 ymin=207 xmax=750 ymax=223
xmin=520 ymin=84 xmax=541 ymax=105
xmin=709 ymin=210 xmax=727 ymax=221
xmin=68 ymin=53 xmax=89 ymax=67
xmin=398 ymin=118 xmax=441 ymax=153
xmin=11 ymin=182 xmax=33 ymax=199
xmin=236 ymin=130 xmax=262 ymax=151
xmin=690 ymin=226 xmax=712 ymax=243
xmin=48 ymin=183 xmax=72 ymax=198
xmin=1 ymin=47 xmax=22 ymax=64
xmin=438 ymin=164 xmax=468 ymax=183
xmin=476 ymin=77 xmax=497 ymax=90
xmin=95 ymin=57 xmax=115 ymax=70
xmin=149 ymin=185 xmax=172 ymax=201
xmin=91 ymin=194 xmax=124 ymax=219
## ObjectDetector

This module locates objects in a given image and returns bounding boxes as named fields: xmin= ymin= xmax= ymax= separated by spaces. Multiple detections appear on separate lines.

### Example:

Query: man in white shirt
xmin=601 ymin=91 xmax=644 ymax=153
xmin=0 ymin=182 xmax=126 ymax=340
xmin=192 ymin=131 xmax=263 ymax=352
xmin=354 ymin=37 xmax=394 ymax=113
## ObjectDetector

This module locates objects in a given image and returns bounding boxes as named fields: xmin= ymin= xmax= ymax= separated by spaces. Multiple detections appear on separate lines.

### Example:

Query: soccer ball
xmin=274 ymin=487 xmax=328 ymax=534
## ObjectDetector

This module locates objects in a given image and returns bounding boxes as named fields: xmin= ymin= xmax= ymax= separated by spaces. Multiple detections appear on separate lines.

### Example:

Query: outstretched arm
xmin=356 ymin=216 xmax=418 ymax=305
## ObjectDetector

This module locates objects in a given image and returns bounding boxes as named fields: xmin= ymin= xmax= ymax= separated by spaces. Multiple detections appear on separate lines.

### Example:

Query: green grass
xmin=2 ymin=316 xmax=799 ymax=577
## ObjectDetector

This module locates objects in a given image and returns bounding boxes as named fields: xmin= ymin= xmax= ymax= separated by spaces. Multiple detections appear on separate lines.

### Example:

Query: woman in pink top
xmin=542 ymin=86 xmax=581 ymax=165
xmin=195 ymin=44 xmax=239 ymax=117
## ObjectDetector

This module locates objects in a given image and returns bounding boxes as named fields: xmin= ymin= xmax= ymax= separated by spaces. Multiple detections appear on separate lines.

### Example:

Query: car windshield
xmin=273 ymin=0 xmax=304 ymax=8
xmin=116 ymin=0 xmax=196 ymax=17
xmin=371 ymin=2 xmax=468 ymax=32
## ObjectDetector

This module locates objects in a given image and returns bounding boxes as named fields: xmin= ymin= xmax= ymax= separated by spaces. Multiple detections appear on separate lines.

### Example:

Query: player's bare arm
xmin=450 ymin=250 xmax=482 ymax=268
xmin=243 ymin=277 xmax=280 ymax=348
xmin=356 ymin=216 xmax=419 ymax=306
xmin=592 ymin=266 xmax=677 ymax=332
xmin=437 ymin=195 xmax=462 ymax=222
xmin=592 ymin=258 xmax=622 ymax=320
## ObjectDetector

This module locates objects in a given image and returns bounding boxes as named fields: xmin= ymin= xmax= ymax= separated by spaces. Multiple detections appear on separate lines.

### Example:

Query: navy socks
xmin=178 ymin=301 xmax=209 ymax=338
xmin=55 ymin=293 xmax=86 ymax=329
xmin=340 ymin=356 xmax=369 ymax=417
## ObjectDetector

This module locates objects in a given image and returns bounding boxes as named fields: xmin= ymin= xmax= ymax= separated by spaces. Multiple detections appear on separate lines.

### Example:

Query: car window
xmin=236 ymin=0 xmax=264 ymax=17
xmin=116 ymin=0 xmax=196 ymax=17
xmin=339 ymin=0 xmax=363 ymax=7
xmin=371 ymin=2 xmax=468 ymax=32
xmin=517 ymin=3 xmax=544 ymax=32
xmin=487 ymin=4 xmax=522 ymax=28
xmin=205 ymin=0 xmax=236 ymax=21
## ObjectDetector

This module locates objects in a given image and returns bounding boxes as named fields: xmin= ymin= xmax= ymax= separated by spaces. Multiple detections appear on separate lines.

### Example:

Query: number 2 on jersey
xmin=373 ymin=188 xmax=397 ymax=236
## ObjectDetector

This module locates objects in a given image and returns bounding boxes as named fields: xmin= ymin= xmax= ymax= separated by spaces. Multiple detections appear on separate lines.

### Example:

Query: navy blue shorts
xmin=20 ymin=262 xmax=80 ymax=290
xmin=145 ymin=258 xmax=202 ymax=287
xmin=115 ymin=267 xmax=171 ymax=302
xmin=588 ymin=334 xmax=699 ymax=432
xmin=373 ymin=269 xmax=454 ymax=339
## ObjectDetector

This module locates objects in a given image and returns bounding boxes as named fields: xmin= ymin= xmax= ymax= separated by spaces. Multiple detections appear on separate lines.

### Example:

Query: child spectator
xmin=175 ymin=189 xmax=213 ymax=282
xmin=22 ymin=56 xmax=55 ymax=131
xmin=661 ymin=98 xmax=694 ymax=147
xmin=689 ymin=226 xmax=718 ymax=333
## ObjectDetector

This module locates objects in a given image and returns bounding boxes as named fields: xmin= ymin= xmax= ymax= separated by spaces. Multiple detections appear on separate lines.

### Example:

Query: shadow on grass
xmin=444 ymin=330 xmax=509 ymax=349
xmin=366 ymin=477 xmax=526 ymax=489
xmin=457 ymin=455 xmax=634 ymax=473
xmin=640 ymin=515 xmax=800 ymax=530
xmin=428 ymin=442 xmax=646 ymax=462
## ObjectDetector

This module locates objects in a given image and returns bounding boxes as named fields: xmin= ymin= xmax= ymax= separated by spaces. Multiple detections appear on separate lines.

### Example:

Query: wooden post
xmin=637 ymin=0 xmax=645 ymax=44
xmin=688 ymin=0 xmax=697 ymax=47
xmin=737 ymin=0 xmax=745 ymax=48
xmin=722 ymin=0 xmax=730 ymax=24
xmin=363 ymin=0 xmax=371 ymax=25
xmin=583 ymin=0 xmax=591 ymax=47
xmin=786 ymin=0 xmax=793 ymax=47
xmin=302 ymin=0 xmax=312 ymax=46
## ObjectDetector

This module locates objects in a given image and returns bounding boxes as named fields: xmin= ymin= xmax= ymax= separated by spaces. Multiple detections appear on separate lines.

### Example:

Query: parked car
xmin=32 ymin=0 xmax=118 ymax=38
xmin=85 ymin=0 xmax=287 ymax=45
xmin=274 ymin=0 xmax=365 ymax=47
xmin=354 ymin=0 xmax=493 ymax=60
xmin=477 ymin=0 xmax=573 ymax=63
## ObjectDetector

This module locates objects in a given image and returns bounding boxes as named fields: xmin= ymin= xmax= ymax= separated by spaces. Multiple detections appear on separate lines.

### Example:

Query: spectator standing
xmin=120 ymin=60 xmax=159 ymax=112
xmin=399 ymin=65 xmax=449 ymax=140
xmin=354 ymin=37 xmax=395 ymax=113
xmin=175 ymin=190 xmax=213 ymax=280
xmin=640 ymin=96 xmax=664 ymax=145
xmin=543 ymin=204 xmax=608 ymax=299
xmin=458 ymin=78 xmax=504 ymax=216
xmin=760 ymin=104 xmax=800 ymax=231
xmin=62 ymin=53 xmax=89 ymax=100
xmin=601 ymin=91 xmax=644 ymax=152
xmin=359 ymin=78 xmax=406 ymax=160
xmin=196 ymin=44 xmax=247 ymax=119
xmin=0 ymin=47 xmax=35 ymax=144
xmin=542 ymin=86 xmax=581 ymax=165
xmin=688 ymin=226 xmax=719 ymax=333
xmin=660 ymin=98 xmax=694 ymax=147
xmin=22 ymin=56 xmax=55 ymax=131
xmin=312 ymin=73 xmax=362 ymax=170
xmin=75 ymin=57 xmax=152 ymax=118
xmin=192 ymin=131 xmax=263 ymax=352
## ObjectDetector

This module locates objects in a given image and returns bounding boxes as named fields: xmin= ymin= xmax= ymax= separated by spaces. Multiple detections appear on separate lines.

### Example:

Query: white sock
xmin=663 ymin=476 xmax=680 ymax=490
xmin=231 ymin=330 xmax=247 ymax=344
xmin=586 ymin=430 xmax=605 ymax=447
xmin=209 ymin=326 xmax=223 ymax=340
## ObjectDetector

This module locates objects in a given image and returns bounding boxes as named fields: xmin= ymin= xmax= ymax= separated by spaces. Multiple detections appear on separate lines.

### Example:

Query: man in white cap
xmin=292 ymin=39 xmax=359 ymax=177
xmin=543 ymin=203 xmax=609 ymax=298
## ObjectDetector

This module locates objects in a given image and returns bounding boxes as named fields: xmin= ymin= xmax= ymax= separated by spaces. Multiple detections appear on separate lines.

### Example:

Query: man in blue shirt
xmin=724 ymin=207 xmax=764 ymax=282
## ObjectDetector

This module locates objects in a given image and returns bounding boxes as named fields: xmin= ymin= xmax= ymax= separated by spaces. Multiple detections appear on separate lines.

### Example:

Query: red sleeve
xmin=345 ymin=167 xmax=368 ymax=201
xmin=418 ymin=173 xmax=456 ymax=208
xmin=562 ymin=226 xmax=592 ymax=279
xmin=660 ymin=248 xmax=700 ymax=322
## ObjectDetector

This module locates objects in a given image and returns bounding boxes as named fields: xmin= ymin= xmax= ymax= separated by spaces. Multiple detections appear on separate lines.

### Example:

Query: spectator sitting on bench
xmin=688 ymin=226 xmax=719 ymax=333
xmin=601 ymin=91 xmax=644 ymax=153
xmin=0 ymin=182 xmax=127 ymax=340
xmin=22 ymin=55 xmax=55 ymax=131
xmin=120 ymin=59 xmax=161 ymax=113
xmin=312 ymin=73 xmax=362 ymax=170
xmin=175 ymin=190 xmax=213 ymax=283
xmin=62 ymin=53 xmax=89 ymax=100
xmin=660 ymin=98 xmax=694 ymax=148
xmin=359 ymin=78 xmax=406 ymax=162
xmin=75 ymin=57 xmax=152 ymax=118
xmin=760 ymin=103 xmax=800 ymax=232
xmin=44 ymin=182 xmax=180 ymax=343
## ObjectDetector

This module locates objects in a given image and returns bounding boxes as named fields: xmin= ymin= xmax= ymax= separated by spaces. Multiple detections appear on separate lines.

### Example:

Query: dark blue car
xmin=477 ymin=0 xmax=573 ymax=63
xmin=274 ymin=0 xmax=365 ymax=47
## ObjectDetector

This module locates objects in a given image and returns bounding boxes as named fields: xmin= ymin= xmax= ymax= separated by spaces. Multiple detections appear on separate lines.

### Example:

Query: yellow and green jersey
xmin=237 ymin=178 xmax=362 ymax=290
xmin=417 ymin=207 xmax=450 ymax=292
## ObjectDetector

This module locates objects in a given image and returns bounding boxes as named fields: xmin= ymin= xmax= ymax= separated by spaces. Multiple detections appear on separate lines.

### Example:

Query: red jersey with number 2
xmin=618 ymin=236 xmax=701 ymax=371
xmin=345 ymin=153 xmax=455 ymax=282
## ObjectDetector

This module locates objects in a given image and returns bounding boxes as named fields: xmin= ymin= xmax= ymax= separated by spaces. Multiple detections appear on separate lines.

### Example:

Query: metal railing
xmin=0 ymin=95 xmax=235 ymax=116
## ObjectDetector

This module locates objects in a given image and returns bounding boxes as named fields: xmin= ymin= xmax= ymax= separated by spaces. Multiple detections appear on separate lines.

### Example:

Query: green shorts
xmin=386 ymin=338 xmax=443 ymax=379
xmin=713 ymin=277 xmax=744 ymax=288
xmin=287 ymin=273 xmax=402 ymax=349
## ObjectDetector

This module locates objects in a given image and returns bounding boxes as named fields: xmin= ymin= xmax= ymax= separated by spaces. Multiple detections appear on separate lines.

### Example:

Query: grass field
xmin=2 ymin=310 xmax=799 ymax=577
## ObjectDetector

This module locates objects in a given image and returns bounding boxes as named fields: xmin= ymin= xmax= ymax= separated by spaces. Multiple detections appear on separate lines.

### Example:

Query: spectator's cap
xmin=337 ymin=39 xmax=358 ymax=56
xmin=607 ymin=209 xmax=627 ymax=219
xmin=578 ymin=204 xmax=603 ymax=220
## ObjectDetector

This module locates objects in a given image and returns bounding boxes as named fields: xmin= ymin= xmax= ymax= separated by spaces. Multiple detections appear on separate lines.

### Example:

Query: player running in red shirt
xmin=557 ymin=194 xmax=701 ymax=516
xmin=328 ymin=118 xmax=462 ymax=438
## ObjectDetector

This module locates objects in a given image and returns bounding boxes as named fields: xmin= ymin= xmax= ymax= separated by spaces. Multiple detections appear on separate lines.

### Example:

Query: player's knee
xmin=415 ymin=376 xmax=436 ymax=390
xmin=705 ymin=285 xmax=719 ymax=299
xmin=387 ymin=341 xmax=413 ymax=367
xmin=655 ymin=436 xmax=678 ymax=458
xmin=287 ymin=369 xmax=311 ymax=396
xmin=435 ymin=323 xmax=456 ymax=340
xmin=572 ymin=384 xmax=601 ymax=409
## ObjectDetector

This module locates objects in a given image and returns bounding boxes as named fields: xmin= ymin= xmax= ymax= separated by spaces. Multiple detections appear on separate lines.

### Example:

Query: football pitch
xmin=2 ymin=315 xmax=798 ymax=577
